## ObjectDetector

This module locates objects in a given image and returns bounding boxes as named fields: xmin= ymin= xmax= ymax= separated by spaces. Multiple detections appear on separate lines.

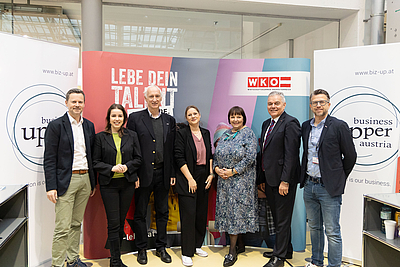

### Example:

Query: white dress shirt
xmin=67 ymin=112 xmax=88 ymax=171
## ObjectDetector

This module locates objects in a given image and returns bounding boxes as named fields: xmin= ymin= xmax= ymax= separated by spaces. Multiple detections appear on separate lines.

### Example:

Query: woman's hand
xmin=215 ymin=167 xmax=226 ymax=179
xmin=205 ymin=174 xmax=214 ymax=189
xmin=112 ymin=164 xmax=127 ymax=173
xmin=188 ymin=178 xmax=197 ymax=193
xmin=216 ymin=168 xmax=236 ymax=179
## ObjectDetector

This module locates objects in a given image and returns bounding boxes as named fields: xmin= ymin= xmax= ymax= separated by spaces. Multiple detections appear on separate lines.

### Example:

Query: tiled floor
xmin=81 ymin=245 xmax=361 ymax=267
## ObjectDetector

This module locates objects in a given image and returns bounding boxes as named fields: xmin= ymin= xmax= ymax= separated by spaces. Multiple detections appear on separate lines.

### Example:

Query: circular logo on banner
xmin=330 ymin=86 xmax=400 ymax=172
xmin=6 ymin=84 xmax=66 ymax=173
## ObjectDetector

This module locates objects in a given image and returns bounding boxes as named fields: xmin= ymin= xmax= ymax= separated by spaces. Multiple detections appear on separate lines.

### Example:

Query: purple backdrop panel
xmin=207 ymin=59 xmax=265 ymax=137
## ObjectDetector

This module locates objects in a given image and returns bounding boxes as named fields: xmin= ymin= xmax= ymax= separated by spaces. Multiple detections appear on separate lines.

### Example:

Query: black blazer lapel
xmin=265 ymin=112 xmax=286 ymax=149
xmin=318 ymin=115 xmax=331 ymax=147
xmin=62 ymin=113 xmax=74 ymax=153
xmin=82 ymin=119 xmax=94 ymax=155
xmin=305 ymin=121 xmax=312 ymax=146
xmin=261 ymin=119 xmax=270 ymax=150
xmin=201 ymin=127 xmax=211 ymax=160
xmin=105 ymin=133 xmax=117 ymax=151
xmin=120 ymin=130 xmax=128 ymax=149
xmin=162 ymin=113 xmax=170 ymax=143
xmin=187 ymin=128 xmax=197 ymax=164
xmin=142 ymin=111 xmax=156 ymax=139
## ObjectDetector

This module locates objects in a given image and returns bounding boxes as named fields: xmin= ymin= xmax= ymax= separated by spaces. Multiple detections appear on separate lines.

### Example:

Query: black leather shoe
xmin=156 ymin=249 xmax=172 ymax=263
xmin=263 ymin=256 xmax=284 ymax=267
xmin=137 ymin=249 xmax=147 ymax=265
xmin=263 ymin=251 xmax=292 ymax=259
xmin=236 ymin=245 xmax=245 ymax=254
xmin=110 ymin=258 xmax=128 ymax=267
xmin=223 ymin=253 xmax=237 ymax=267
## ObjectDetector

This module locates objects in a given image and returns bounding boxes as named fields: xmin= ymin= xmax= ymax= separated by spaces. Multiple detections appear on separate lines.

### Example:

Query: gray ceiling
xmin=10 ymin=0 xmax=358 ymax=57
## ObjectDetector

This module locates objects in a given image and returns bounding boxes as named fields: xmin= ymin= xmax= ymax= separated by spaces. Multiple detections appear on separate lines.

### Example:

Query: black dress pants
xmin=100 ymin=178 xmax=135 ymax=241
xmin=178 ymin=165 xmax=209 ymax=257
xmin=265 ymin=179 xmax=297 ymax=259
xmin=133 ymin=168 xmax=169 ymax=250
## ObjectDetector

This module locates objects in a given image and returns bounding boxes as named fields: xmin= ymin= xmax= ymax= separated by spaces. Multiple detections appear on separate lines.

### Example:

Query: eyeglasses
xmin=310 ymin=100 xmax=329 ymax=107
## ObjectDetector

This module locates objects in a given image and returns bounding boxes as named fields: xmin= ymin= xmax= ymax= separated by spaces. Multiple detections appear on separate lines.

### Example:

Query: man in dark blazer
xmin=261 ymin=91 xmax=301 ymax=267
xmin=126 ymin=85 xmax=176 ymax=265
xmin=44 ymin=88 xmax=96 ymax=267
xmin=300 ymin=89 xmax=356 ymax=267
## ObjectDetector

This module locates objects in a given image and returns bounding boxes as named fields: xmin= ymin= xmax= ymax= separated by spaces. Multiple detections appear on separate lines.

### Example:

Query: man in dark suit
xmin=261 ymin=91 xmax=301 ymax=267
xmin=126 ymin=85 xmax=176 ymax=265
xmin=300 ymin=89 xmax=356 ymax=267
xmin=44 ymin=88 xmax=96 ymax=267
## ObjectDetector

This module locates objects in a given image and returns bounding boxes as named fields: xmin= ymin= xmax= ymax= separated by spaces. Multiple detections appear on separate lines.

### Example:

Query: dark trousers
xmin=178 ymin=165 xmax=209 ymax=257
xmin=265 ymin=178 xmax=296 ymax=259
xmin=133 ymin=168 xmax=169 ymax=250
xmin=100 ymin=178 xmax=135 ymax=241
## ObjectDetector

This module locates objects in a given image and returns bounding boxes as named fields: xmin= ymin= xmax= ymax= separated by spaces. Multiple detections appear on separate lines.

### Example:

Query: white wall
xmin=257 ymin=0 xmax=369 ymax=92
xmin=259 ymin=41 xmax=289 ymax=58
xmin=241 ymin=0 xmax=361 ymax=9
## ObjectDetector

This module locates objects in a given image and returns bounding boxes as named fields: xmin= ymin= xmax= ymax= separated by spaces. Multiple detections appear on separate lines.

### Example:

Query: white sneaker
xmin=195 ymin=248 xmax=208 ymax=257
xmin=304 ymin=263 xmax=321 ymax=267
xmin=182 ymin=255 xmax=193 ymax=266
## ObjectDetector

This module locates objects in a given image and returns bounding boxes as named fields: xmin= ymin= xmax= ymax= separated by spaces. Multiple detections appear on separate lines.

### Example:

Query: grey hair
xmin=144 ymin=85 xmax=162 ymax=99
xmin=268 ymin=91 xmax=286 ymax=103
xmin=310 ymin=89 xmax=330 ymax=102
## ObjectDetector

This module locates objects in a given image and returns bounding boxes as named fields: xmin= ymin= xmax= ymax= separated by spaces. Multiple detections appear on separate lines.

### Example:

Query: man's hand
xmin=135 ymin=177 xmax=140 ymax=189
xmin=279 ymin=181 xmax=289 ymax=196
xmin=47 ymin=190 xmax=58 ymax=203
xmin=170 ymin=177 xmax=176 ymax=186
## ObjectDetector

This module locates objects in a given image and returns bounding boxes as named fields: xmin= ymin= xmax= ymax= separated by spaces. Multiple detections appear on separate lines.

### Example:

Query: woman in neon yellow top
xmin=93 ymin=104 xmax=142 ymax=267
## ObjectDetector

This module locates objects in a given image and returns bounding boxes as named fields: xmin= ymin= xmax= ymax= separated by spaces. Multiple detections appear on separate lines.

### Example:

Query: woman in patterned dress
xmin=213 ymin=106 xmax=259 ymax=267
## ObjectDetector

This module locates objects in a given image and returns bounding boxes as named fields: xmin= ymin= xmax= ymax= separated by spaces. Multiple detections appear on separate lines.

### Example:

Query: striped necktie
xmin=263 ymin=119 xmax=275 ymax=150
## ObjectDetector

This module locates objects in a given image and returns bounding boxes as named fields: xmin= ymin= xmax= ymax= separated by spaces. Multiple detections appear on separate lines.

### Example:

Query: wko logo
xmin=6 ymin=84 xmax=66 ymax=172
xmin=247 ymin=76 xmax=291 ymax=88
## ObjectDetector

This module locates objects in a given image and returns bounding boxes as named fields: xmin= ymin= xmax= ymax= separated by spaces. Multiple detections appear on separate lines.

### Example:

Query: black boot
xmin=110 ymin=239 xmax=127 ymax=267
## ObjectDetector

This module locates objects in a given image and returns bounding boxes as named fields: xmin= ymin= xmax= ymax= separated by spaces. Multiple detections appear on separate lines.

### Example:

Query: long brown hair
xmin=104 ymin=104 xmax=127 ymax=137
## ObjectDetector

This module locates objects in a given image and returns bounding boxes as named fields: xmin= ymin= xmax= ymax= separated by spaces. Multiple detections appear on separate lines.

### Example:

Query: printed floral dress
xmin=213 ymin=126 xmax=259 ymax=235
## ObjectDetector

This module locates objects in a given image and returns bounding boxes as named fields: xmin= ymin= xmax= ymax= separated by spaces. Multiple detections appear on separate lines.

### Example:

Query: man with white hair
xmin=260 ymin=91 xmax=301 ymax=267
xmin=127 ymin=85 xmax=176 ymax=265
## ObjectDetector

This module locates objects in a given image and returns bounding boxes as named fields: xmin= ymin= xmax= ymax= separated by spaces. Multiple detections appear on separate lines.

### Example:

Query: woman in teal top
xmin=93 ymin=104 xmax=142 ymax=267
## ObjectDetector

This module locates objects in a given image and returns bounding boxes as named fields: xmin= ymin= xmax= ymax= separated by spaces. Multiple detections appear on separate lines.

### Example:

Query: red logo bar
xmin=280 ymin=77 xmax=291 ymax=88
xmin=247 ymin=76 xmax=291 ymax=88
xmin=248 ymin=77 xmax=259 ymax=87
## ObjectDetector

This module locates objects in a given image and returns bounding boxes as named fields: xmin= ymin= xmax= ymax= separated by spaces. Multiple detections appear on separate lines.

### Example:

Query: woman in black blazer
xmin=175 ymin=105 xmax=214 ymax=267
xmin=93 ymin=104 xmax=142 ymax=267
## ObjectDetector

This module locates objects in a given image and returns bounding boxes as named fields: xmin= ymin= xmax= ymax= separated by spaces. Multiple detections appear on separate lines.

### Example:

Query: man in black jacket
xmin=261 ymin=91 xmax=301 ymax=267
xmin=126 ymin=85 xmax=176 ymax=265
xmin=300 ymin=89 xmax=356 ymax=267
xmin=44 ymin=88 xmax=96 ymax=267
